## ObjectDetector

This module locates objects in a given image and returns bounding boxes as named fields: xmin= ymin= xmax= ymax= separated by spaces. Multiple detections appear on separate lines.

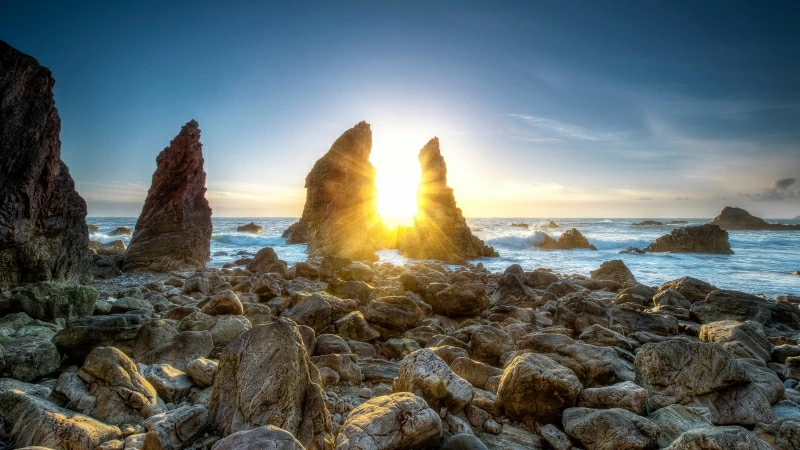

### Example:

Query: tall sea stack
xmin=123 ymin=120 xmax=212 ymax=272
xmin=283 ymin=121 xmax=386 ymax=260
xmin=0 ymin=40 xmax=91 ymax=287
xmin=399 ymin=137 xmax=496 ymax=263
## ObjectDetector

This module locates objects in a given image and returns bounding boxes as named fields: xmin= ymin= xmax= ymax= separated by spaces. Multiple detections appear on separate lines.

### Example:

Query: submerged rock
xmin=644 ymin=224 xmax=733 ymax=254
xmin=123 ymin=120 xmax=212 ymax=272
xmin=397 ymin=137 xmax=497 ymax=263
xmin=0 ymin=39 xmax=91 ymax=288
xmin=283 ymin=121 xmax=386 ymax=260
xmin=709 ymin=206 xmax=800 ymax=231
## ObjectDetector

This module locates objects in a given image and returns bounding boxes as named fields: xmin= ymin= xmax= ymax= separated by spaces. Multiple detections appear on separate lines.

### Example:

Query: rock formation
xmin=538 ymin=228 xmax=597 ymax=250
xmin=282 ymin=121 xmax=386 ymax=260
xmin=397 ymin=138 xmax=497 ymax=263
xmin=645 ymin=224 xmax=733 ymax=254
xmin=709 ymin=206 xmax=800 ymax=230
xmin=0 ymin=39 xmax=91 ymax=287
xmin=236 ymin=222 xmax=262 ymax=234
xmin=632 ymin=220 xmax=663 ymax=226
xmin=123 ymin=120 xmax=212 ymax=271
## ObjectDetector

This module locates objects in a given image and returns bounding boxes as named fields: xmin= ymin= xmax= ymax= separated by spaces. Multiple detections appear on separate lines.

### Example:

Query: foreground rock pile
xmin=1 ymin=253 xmax=799 ymax=450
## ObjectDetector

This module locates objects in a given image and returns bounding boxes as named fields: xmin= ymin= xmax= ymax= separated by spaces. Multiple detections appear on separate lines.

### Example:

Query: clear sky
xmin=3 ymin=0 xmax=799 ymax=219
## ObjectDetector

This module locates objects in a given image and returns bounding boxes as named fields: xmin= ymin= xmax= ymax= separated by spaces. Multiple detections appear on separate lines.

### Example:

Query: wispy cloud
xmin=509 ymin=113 xmax=624 ymax=141
xmin=744 ymin=178 xmax=800 ymax=201
xmin=510 ymin=135 xmax=562 ymax=143
xmin=675 ymin=197 xmax=690 ymax=201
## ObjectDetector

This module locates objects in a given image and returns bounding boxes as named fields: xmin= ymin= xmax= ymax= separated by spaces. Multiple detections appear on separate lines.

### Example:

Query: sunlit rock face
xmin=123 ymin=120 xmax=212 ymax=272
xmin=0 ymin=39 xmax=91 ymax=288
xmin=284 ymin=121 xmax=387 ymax=260
xmin=398 ymin=137 xmax=497 ymax=263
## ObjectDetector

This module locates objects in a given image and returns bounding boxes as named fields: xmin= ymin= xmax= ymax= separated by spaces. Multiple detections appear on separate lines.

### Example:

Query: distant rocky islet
xmin=2 ymin=39 xmax=800 ymax=450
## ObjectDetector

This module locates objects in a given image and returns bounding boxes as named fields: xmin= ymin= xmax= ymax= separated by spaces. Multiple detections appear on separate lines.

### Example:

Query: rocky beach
xmin=2 ymin=36 xmax=800 ymax=450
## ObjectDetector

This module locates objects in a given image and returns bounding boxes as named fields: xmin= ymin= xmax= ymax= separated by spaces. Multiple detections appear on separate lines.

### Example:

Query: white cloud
xmin=509 ymin=113 xmax=624 ymax=141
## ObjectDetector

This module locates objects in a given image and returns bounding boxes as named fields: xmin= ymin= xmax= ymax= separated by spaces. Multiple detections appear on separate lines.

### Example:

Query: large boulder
xmin=546 ymin=228 xmax=598 ymax=250
xmin=209 ymin=319 xmax=332 ymax=449
xmin=397 ymin=137 xmax=497 ymax=262
xmin=392 ymin=349 xmax=473 ymax=413
xmin=497 ymin=353 xmax=582 ymax=425
xmin=0 ymin=319 xmax=60 ymax=382
xmin=53 ymin=311 xmax=149 ymax=363
xmin=647 ymin=405 xmax=714 ymax=448
xmin=133 ymin=321 xmax=213 ymax=370
xmin=77 ymin=346 xmax=165 ymax=425
xmin=123 ymin=120 xmax=212 ymax=271
xmin=0 ymin=40 xmax=91 ymax=288
xmin=365 ymin=295 xmax=431 ymax=336
xmin=590 ymin=260 xmax=636 ymax=285
xmin=667 ymin=425 xmax=772 ymax=449
xmin=699 ymin=320 xmax=772 ymax=362
xmin=0 ymin=389 xmax=121 ymax=450
xmin=644 ymin=224 xmax=733 ymax=254
xmin=245 ymin=247 xmax=287 ymax=276
xmin=709 ymin=206 xmax=800 ymax=231
xmin=335 ymin=392 xmax=442 ymax=450
xmin=562 ymin=407 xmax=660 ymax=450
xmin=3 ymin=282 xmax=97 ymax=321
xmin=428 ymin=281 xmax=489 ymax=317
xmin=691 ymin=290 xmax=800 ymax=332
xmin=283 ymin=121 xmax=386 ymax=260
xmin=211 ymin=425 xmax=305 ymax=450
xmin=657 ymin=277 xmax=717 ymax=302
xmin=141 ymin=405 xmax=210 ymax=450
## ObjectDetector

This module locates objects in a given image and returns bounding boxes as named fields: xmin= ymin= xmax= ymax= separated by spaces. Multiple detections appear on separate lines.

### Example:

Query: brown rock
xmin=709 ymin=206 xmax=800 ymax=230
xmin=397 ymin=137 xmax=497 ymax=262
xmin=644 ymin=224 xmax=733 ymax=254
xmin=283 ymin=121 xmax=386 ymax=260
xmin=123 ymin=120 xmax=212 ymax=271
xmin=0 ymin=40 xmax=91 ymax=288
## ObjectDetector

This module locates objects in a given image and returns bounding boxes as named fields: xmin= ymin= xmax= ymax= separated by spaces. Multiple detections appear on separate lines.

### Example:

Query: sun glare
xmin=371 ymin=129 xmax=424 ymax=228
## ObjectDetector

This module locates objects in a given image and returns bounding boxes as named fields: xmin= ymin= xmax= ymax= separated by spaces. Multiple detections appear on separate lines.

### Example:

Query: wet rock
xmin=210 ymin=425 xmax=305 ymax=450
xmin=78 ymin=346 xmax=165 ymax=425
xmin=497 ymin=353 xmax=582 ymax=425
xmin=284 ymin=121 xmax=386 ymax=260
xmin=590 ymin=260 xmax=636 ymax=285
xmin=644 ymin=224 xmax=733 ymax=254
xmin=632 ymin=220 xmax=663 ymax=226
xmin=0 ymin=389 xmax=121 ymax=449
xmin=335 ymin=392 xmax=442 ymax=450
xmin=123 ymin=120 xmax=212 ymax=272
xmin=563 ymin=407 xmax=660 ymax=450
xmin=544 ymin=228 xmax=598 ymax=250
xmin=709 ymin=206 xmax=800 ymax=231
xmin=0 ymin=40 xmax=91 ymax=288
xmin=393 ymin=349 xmax=473 ymax=413
xmin=209 ymin=319 xmax=332 ymax=449
xmin=236 ymin=222 xmax=263 ymax=234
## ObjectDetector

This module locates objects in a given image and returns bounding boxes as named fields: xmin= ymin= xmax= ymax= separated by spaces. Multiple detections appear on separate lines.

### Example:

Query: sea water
xmin=88 ymin=217 xmax=800 ymax=298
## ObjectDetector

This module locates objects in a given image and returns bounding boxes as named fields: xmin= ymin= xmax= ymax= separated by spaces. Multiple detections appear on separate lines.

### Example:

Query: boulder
xmin=549 ymin=228 xmax=597 ymax=250
xmin=133 ymin=320 xmax=213 ymax=370
xmin=632 ymin=220 xmax=664 ymax=226
xmin=450 ymin=357 xmax=503 ymax=391
xmin=647 ymin=405 xmax=713 ymax=448
xmin=211 ymin=425 xmax=305 ymax=450
xmin=468 ymin=325 xmax=516 ymax=366
xmin=0 ymin=40 xmax=91 ymax=288
xmin=141 ymin=363 xmax=194 ymax=404
xmin=3 ymin=282 xmax=97 ymax=321
xmin=283 ymin=121 xmax=386 ymax=260
xmin=236 ymin=222 xmax=263 ymax=234
xmin=209 ymin=319 xmax=332 ymax=449
xmin=335 ymin=392 xmax=442 ymax=450
xmin=562 ymin=407 xmax=660 ymax=450
xmin=282 ymin=293 xmax=332 ymax=332
xmin=392 ymin=349 xmax=473 ymax=413
xmin=691 ymin=290 xmax=800 ymax=332
xmin=490 ymin=273 xmax=543 ymax=308
xmin=709 ymin=206 xmax=800 ymax=231
xmin=53 ymin=311 xmax=149 ymax=363
xmin=644 ymin=224 xmax=733 ymax=254
xmin=578 ymin=381 xmax=648 ymax=414
xmin=657 ymin=277 xmax=717 ymax=302
xmin=335 ymin=311 xmax=380 ymax=342
xmin=123 ymin=120 xmax=212 ymax=271
xmin=141 ymin=405 xmax=210 ymax=450
xmin=178 ymin=311 xmax=251 ymax=350
xmin=201 ymin=290 xmax=244 ymax=316
xmin=497 ymin=353 xmax=582 ymax=424
xmin=78 ymin=346 xmax=165 ymax=425
xmin=186 ymin=357 xmax=217 ymax=388
xmin=607 ymin=306 xmax=678 ymax=335
xmin=365 ymin=295 xmax=431 ymax=335
xmin=590 ymin=260 xmax=636 ymax=285
xmin=0 ymin=389 xmax=121 ymax=450
xmin=428 ymin=281 xmax=489 ymax=317
xmin=310 ymin=353 xmax=361 ymax=385
xmin=667 ymin=425 xmax=772 ymax=449
xmin=397 ymin=137 xmax=496 ymax=262
xmin=699 ymin=320 xmax=772 ymax=362
xmin=0 ymin=321 xmax=60 ymax=382
xmin=245 ymin=247 xmax=287 ymax=276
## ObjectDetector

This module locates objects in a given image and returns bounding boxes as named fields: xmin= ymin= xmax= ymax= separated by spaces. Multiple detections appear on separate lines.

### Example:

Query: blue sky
xmin=3 ymin=0 xmax=799 ymax=218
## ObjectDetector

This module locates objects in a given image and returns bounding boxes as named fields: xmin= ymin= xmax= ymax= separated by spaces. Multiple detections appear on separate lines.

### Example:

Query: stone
xmin=443 ymin=434 xmax=489 ymax=450
xmin=53 ymin=311 xmax=149 ymax=363
xmin=336 ymin=311 xmax=380 ymax=342
xmin=497 ymin=353 xmax=582 ymax=425
xmin=699 ymin=320 xmax=772 ymax=362
xmin=392 ymin=349 xmax=473 ymax=413
xmin=0 ymin=324 xmax=60 ymax=382
xmin=335 ymin=392 xmax=442 ymax=450
xmin=209 ymin=319 xmax=332 ymax=449
xmin=365 ymin=295 xmax=432 ymax=335
xmin=544 ymin=228 xmax=598 ymax=250
xmin=314 ymin=334 xmax=351 ymax=356
xmin=657 ymin=277 xmax=717 ymax=302
xmin=78 ymin=346 xmax=165 ymax=425
xmin=141 ymin=405 xmax=210 ymax=450
xmin=540 ymin=424 xmax=572 ymax=450
xmin=428 ymin=282 xmax=489 ymax=317
xmin=0 ymin=40 xmax=91 ymax=288
xmin=632 ymin=220 xmax=664 ymax=226
xmin=0 ymin=378 xmax=50 ymax=399
xmin=468 ymin=325 xmax=516 ymax=366
xmin=653 ymin=289 xmax=691 ymax=309
xmin=590 ymin=260 xmax=636 ymax=285
xmin=178 ymin=311 xmax=251 ymax=350
xmin=562 ymin=407 xmax=660 ymax=450
xmin=0 ymin=389 xmax=121 ymax=450
xmin=691 ymin=290 xmax=800 ymax=331
xmin=284 ymin=121 xmax=386 ymax=260
xmin=141 ymin=363 xmax=193 ymax=403
xmin=397 ymin=137 xmax=497 ymax=262
xmin=186 ymin=357 xmax=218 ymax=388
xmin=382 ymin=338 xmax=421 ymax=360
xmin=282 ymin=293 xmax=332 ymax=332
xmin=245 ymin=247 xmax=287 ymax=276
xmin=210 ymin=425 xmax=305 ymax=450
xmin=667 ymin=425 xmax=772 ymax=449
xmin=644 ymin=224 xmax=733 ymax=254
xmin=578 ymin=381 xmax=648 ymax=414
xmin=123 ymin=120 xmax=212 ymax=271
xmin=607 ymin=306 xmax=679 ymax=335
xmin=311 ymin=353 xmax=361 ymax=385
xmin=490 ymin=273 xmax=543 ymax=308
xmin=3 ymin=282 xmax=97 ymax=321
xmin=647 ymin=405 xmax=714 ymax=448
xmin=450 ymin=357 xmax=503 ymax=391
xmin=578 ymin=324 xmax=635 ymax=350
xmin=202 ymin=290 xmax=244 ymax=316
xmin=110 ymin=296 xmax=154 ymax=313
xmin=109 ymin=226 xmax=132 ymax=236
xmin=236 ymin=222 xmax=263 ymax=234
xmin=709 ymin=206 xmax=800 ymax=231
xmin=133 ymin=320 xmax=213 ymax=371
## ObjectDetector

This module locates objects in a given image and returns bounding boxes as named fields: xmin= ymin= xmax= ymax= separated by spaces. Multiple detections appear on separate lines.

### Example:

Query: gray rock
xmin=392 ymin=349 xmax=473 ymax=413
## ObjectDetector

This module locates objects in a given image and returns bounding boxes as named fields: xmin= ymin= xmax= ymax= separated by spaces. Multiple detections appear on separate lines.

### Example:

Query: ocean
xmin=88 ymin=217 xmax=800 ymax=298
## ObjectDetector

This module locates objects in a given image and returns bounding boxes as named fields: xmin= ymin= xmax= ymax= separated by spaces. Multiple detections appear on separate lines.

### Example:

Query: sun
xmin=371 ymin=129 xmax=423 ymax=228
